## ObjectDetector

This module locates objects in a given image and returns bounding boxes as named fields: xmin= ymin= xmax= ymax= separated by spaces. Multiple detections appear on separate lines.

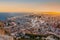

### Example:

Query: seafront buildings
xmin=0 ymin=14 xmax=60 ymax=40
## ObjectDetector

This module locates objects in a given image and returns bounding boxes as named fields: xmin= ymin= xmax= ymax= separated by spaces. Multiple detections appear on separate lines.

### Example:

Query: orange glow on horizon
xmin=0 ymin=3 xmax=60 ymax=12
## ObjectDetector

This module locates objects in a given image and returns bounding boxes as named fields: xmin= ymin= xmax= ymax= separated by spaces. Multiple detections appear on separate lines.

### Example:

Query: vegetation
xmin=13 ymin=33 xmax=60 ymax=40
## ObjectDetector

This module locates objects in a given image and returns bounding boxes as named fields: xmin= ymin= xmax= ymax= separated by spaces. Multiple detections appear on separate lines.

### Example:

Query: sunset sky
xmin=0 ymin=0 xmax=60 ymax=12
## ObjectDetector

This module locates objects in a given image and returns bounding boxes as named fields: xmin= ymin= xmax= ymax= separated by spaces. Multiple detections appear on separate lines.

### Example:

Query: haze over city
xmin=0 ymin=0 xmax=60 ymax=40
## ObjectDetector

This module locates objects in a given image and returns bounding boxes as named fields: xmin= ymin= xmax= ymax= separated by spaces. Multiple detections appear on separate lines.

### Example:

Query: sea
xmin=0 ymin=12 xmax=31 ymax=21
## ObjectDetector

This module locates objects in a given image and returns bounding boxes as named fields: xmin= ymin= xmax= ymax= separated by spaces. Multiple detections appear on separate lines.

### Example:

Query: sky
xmin=0 ymin=0 xmax=60 ymax=12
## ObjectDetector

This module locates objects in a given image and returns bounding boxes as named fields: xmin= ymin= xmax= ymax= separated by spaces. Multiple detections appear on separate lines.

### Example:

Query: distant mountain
xmin=38 ymin=12 xmax=60 ymax=15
